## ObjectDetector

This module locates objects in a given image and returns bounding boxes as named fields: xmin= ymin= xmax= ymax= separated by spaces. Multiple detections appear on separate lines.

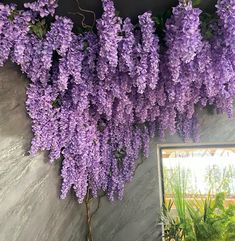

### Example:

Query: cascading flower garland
xmin=0 ymin=0 xmax=234 ymax=203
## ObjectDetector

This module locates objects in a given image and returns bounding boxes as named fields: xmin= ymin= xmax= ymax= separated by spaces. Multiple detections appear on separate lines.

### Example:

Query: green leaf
xmin=52 ymin=96 xmax=61 ymax=108
xmin=115 ymin=10 xmax=120 ymax=17
xmin=7 ymin=9 xmax=19 ymax=22
xmin=29 ymin=19 xmax=48 ymax=39
xmin=153 ymin=16 xmax=161 ymax=26
xmin=163 ymin=9 xmax=172 ymax=22
xmin=192 ymin=0 xmax=201 ymax=7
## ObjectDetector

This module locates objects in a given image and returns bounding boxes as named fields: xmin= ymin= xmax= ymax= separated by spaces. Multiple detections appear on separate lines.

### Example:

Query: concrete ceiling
xmin=2 ymin=0 xmax=218 ymax=26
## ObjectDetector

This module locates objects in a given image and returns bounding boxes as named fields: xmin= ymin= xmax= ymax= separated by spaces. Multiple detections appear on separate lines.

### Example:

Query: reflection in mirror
xmin=160 ymin=145 xmax=235 ymax=241
xmin=161 ymin=146 xmax=235 ymax=201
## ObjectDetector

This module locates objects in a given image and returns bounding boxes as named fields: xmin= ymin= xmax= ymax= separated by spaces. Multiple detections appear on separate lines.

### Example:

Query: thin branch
xmin=91 ymin=192 xmax=106 ymax=219
xmin=69 ymin=0 xmax=96 ymax=30
xmin=84 ymin=191 xmax=106 ymax=241
xmin=85 ymin=190 xmax=93 ymax=241
xmin=134 ymin=154 xmax=146 ymax=175
xmin=69 ymin=11 xmax=89 ymax=29
xmin=75 ymin=0 xmax=96 ymax=28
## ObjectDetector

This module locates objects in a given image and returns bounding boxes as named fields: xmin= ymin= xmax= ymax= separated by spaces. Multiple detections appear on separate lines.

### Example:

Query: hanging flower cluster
xmin=0 ymin=0 xmax=234 ymax=203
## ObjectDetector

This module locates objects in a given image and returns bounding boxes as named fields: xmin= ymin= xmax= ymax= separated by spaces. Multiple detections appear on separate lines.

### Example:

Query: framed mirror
xmin=157 ymin=143 xmax=235 ymax=241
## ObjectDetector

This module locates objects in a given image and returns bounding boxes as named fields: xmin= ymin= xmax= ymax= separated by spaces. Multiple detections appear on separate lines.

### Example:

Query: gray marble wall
xmin=1 ymin=62 xmax=235 ymax=241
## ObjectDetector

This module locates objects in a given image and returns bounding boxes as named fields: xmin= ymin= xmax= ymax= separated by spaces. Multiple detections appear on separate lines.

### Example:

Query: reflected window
xmin=161 ymin=145 xmax=235 ymax=203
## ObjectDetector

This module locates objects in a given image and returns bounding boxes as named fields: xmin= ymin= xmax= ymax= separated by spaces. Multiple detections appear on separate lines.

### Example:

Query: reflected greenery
xmin=162 ymin=168 xmax=235 ymax=241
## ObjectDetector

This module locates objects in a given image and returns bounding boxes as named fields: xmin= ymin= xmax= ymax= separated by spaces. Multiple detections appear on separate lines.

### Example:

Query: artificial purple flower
xmin=136 ymin=11 xmax=160 ymax=93
xmin=0 ymin=0 xmax=235 ymax=204
xmin=24 ymin=0 xmax=58 ymax=17
xmin=96 ymin=0 xmax=122 ymax=80
xmin=216 ymin=0 xmax=235 ymax=52
xmin=165 ymin=0 xmax=202 ymax=82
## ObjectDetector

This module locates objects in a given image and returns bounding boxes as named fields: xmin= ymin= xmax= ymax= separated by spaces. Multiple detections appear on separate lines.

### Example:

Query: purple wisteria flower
xmin=96 ymin=0 xmax=122 ymax=80
xmin=216 ymin=0 xmax=235 ymax=52
xmin=136 ymin=11 xmax=160 ymax=93
xmin=0 ymin=0 xmax=235 ymax=203
xmin=119 ymin=18 xmax=135 ymax=77
xmin=0 ymin=3 xmax=18 ymax=66
xmin=24 ymin=0 xmax=58 ymax=17
xmin=165 ymin=0 xmax=202 ymax=82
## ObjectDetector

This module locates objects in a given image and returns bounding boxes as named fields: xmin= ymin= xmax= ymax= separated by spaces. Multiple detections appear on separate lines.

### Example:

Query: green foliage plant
xmin=161 ymin=169 xmax=235 ymax=241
